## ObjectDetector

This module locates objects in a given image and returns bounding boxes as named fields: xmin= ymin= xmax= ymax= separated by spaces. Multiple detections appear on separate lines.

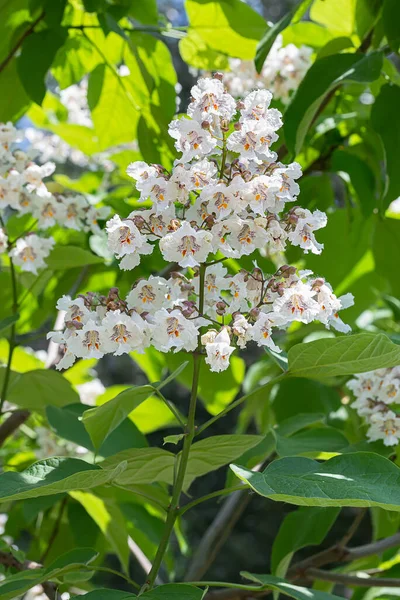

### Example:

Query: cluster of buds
xmin=348 ymin=368 xmax=400 ymax=446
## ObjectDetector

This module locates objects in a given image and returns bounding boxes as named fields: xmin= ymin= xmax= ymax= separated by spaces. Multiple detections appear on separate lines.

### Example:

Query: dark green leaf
xmin=231 ymin=452 xmax=400 ymax=510
xmin=275 ymin=426 xmax=349 ymax=458
xmin=43 ymin=0 xmax=67 ymax=27
xmin=373 ymin=217 xmax=400 ymax=297
xmin=383 ymin=0 xmax=400 ymax=51
xmin=0 ymin=59 xmax=31 ymax=122
xmin=331 ymin=149 xmax=376 ymax=216
xmin=285 ymin=51 xmax=383 ymax=155
xmin=371 ymin=84 xmax=400 ymax=208
xmin=46 ymin=245 xmax=103 ymax=269
xmin=241 ymin=573 xmax=344 ymax=600
xmin=7 ymin=369 xmax=79 ymax=410
xmin=0 ymin=313 xmax=19 ymax=336
xmin=288 ymin=333 xmax=400 ymax=380
xmin=17 ymin=28 xmax=68 ymax=104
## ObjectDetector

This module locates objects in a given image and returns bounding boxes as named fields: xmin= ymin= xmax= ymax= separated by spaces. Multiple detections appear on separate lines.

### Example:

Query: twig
xmin=179 ymin=485 xmax=245 ymax=516
xmin=0 ymin=409 xmax=30 ymax=447
xmin=338 ymin=508 xmax=367 ymax=548
xmin=0 ymin=256 xmax=19 ymax=413
xmin=0 ymin=11 xmax=45 ymax=74
xmin=40 ymin=497 xmax=68 ymax=563
xmin=305 ymin=567 xmax=400 ymax=588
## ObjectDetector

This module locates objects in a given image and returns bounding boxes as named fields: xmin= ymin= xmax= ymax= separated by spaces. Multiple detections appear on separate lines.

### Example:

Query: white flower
xmin=24 ymin=161 xmax=55 ymax=195
xmin=32 ymin=195 xmax=66 ymax=229
xmin=126 ymin=276 xmax=171 ymax=314
xmin=9 ymin=235 xmax=54 ymax=274
xmin=227 ymin=119 xmax=278 ymax=162
xmin=76 ymin=379 xmax=105 ymax=406
xmin=56 ymin=295 xmax=91 ymax=326
xmin=0 ymin=122 xmax=17 ymax=148
xmin=68 ymin=319 xmax=105 ymax=359
xmin=106 ymin=214 xmax=153 ymax=270
xmin=273 ymin=281 xmax=320 ymax=324
xmin=0 ymin=170 xmax=24 ymax=210
xmin=151 ymin=308 xmax=199 ymax=352
xmin=126 ymin=161 xmax=158 ymax=190
xmin=188 ymin=77 xmax=236 ymax=124
xmin=265 ymin=218 xmax=288 ymax=253
xmin=204 ymin=328 xmax=235 ymax=372
xmin=159 ymin=221 xmax=213 ymax=268
xmin=62 ymin=195 xmax=87 ymax=230
xmin=251 ymin=311 xmax=285 ymax=352
xmin=212 ymin=216 xmax=268 ymax=258
xmin=85 ymin=205 xmax=111 ymax=234
xmin=288 ymin=208 xmax=327 ymax=255
xmin=367 ymin=410 xmax=400 ymax=446
xmin=187 ymin=158 xmax=218 ymax=189
xmin=0 ymin=228 xmax=8 ymax=253
xmin=101 ymin=310 xmax=150 ymax=355
xmin=169 ymin=118 xmax=217 ymax=162
xmin=232 ymin=314 xmax=252 ymax=349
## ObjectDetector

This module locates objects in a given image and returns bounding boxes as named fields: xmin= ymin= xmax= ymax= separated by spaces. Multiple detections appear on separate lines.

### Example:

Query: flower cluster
xmin=348 ymin=367 xmax=400 ymax=446
xmin=0 ymin=122 xmax=110 ymax=274
xmin=49 ymin=75 xmax=353 ymax=373
xmin=205 ymin=35 xmax=312 ymax=103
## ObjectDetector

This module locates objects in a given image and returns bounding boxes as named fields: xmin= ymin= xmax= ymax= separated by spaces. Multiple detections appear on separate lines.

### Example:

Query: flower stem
xmin=0 ymin=256 xmax=18 ymax=413
xmin=143 ymin=265 xmax=206 ymax=590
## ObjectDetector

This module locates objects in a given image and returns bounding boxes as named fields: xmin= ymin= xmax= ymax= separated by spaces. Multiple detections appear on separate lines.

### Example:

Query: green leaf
xmin=287 ymin=333 xmax=400 ymax=380
xmin=382 ymin=0 xmax=400 ymax=51
xmin=284 ymin=51 xmax=383 ymax=155
xmin=83 ymin=385 xmax=155 ymax=450
xmin=371 ymin=84 xmax=400 ymax=208
xmin=46 ymin=245 xmax=103 ymax=269
xmin=0 ymin=59 xmax=31 ymax=122
xmin=52 ymin=35 xmax=99 ymax=89
xmin=164 ymin=434 xmax=185 ymax=446
xmin=271 ymin=507 xmax=339 ymax=577
xmin=7 ymin=369 xmax=79 ymax=410
xmin=231 ymin=452 xmax=400 ymax=511
xmin=17 ymin=28 xmax=67 ymax=104
xmin=142 ymin=584 xmax=205 ymax=600
xmin=331 ymin=149 xmax=376 ymax=216
xmin=255 ymin=0 xmax=312 ymax=73
xmin=78 ymin=593 xmax=135 ymax=600
xmin=70 ymin=491 xmax=129 ymax=574
xmin=129 ymin=0 xmax=158 ymax=24
xmin=310 ymin=0 xmax=357 ymax=36
xmin=0 ymin=313 xmax=19 ymax=336
xmin=185 ymin=0 xmax=266 ymax=60
xmin=179 ymin=29 xmax=229 ymax=71
xmin=0 ymin=457 xmax=126 ymax=503
xmin=241 ymin=573 xmax=344 ymax=600
xmin=101 ymin=448 xmax=175 ymax=486
xmin=373 ymin=218 xmax=400 ymax=297
xmin=275 ymin=426 xmax=349 ymax=458
xmin=166 ymin=353 xmax=245 ymax=415
xmin=183 ymin=434 xmax=264 ymax=490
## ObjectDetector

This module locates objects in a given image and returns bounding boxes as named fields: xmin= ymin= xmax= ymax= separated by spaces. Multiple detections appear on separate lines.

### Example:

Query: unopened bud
xmin=205 ymin=214 xmax=216 ymax=228
xmin=216 ymin=301 xmax=227 ymax=315
xmin=249 ymin=307 xmax=260 ymax=320
xmin=133 ymin=215 xmax=145 ymax=229
xmin=242 ymin=170 xmax=252 ymax=182
xmin=234 ymin=121 xmax=242 ymax=131
xmin=108 ymin=287 xmax=119 ymax=299
xmin=220 ymin=119 xmax=230 ymax=132
xmin=201 ymin=120 xmax=210 ymax=130
xmin=311 ymin=278 xmax=325 ymax=290
xmin=288 ymin=213 xmax=299 ymax=225
xmin=170 ymin=219 xmax=180 ymax=231
xmin=237 ymin=100 xmax=245 ymax=110
xmin=213 ymin=72 xmax=224 ymax=81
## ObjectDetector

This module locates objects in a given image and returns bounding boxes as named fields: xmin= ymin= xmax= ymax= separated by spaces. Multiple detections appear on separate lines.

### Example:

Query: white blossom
xmin=106 ymin=214 xmax=153 ymax=270
xmin=151 ymin=308 xmax=199 ymax=352
xmin=127 ymin=276 xmax=171 ymax=314
xmin=367 ymin=410 xmax=400 ymax=446
xmin=169 ymin=118 xmax=217 ymax=162
xmin=204 ymin=328 xmax=235 ymax=372
xmin=159 ymin=221 xmax=213 ymax=268
xmin=0 ymin=228 xmax=8 ymax=253
xmin=9 ymin=235 xmax=54 ymax=274
xmin=68 ymin=319 xmax=105 ymax=359
xmin=102 ymin=310 xmax=150 ymax=355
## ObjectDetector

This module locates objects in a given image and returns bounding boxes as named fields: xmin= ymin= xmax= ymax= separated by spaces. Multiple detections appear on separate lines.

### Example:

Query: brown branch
xmin=305 ymin=567 xmax=400 ymax=588
xmin=0 ymin=551 xmax=60 ymax=600
xmin=0 ymin=409 xmax=30 ymax=447
xmin=0 ymin=11 xmax=45 ymax=74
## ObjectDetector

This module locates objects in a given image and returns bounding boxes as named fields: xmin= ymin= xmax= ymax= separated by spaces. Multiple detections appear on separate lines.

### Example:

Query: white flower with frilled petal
xmin=106 ymin=215 xmax=153 ymax=270
xmin=9 ymin=235 xmax=54 ymax=274
xmin=127 ymin=276 xmax=172 ymax=314
xmin=251 ymin=311 xmax=285 ymax=352
xmin=227 ymin=273 xmax=250 ymax=313
xmin=288 ymin=208 xmax=327 ymax=255
xmin=159 ymin=221 xmax=213 ymax=268
xmin=204 ymin=328 xmax=235 ymax=372
xmin=327 ymin=292 xmax=354 ymax=333
xmin=102 ymin=310 xmax=150 ymax=355
xmin=265 ymin=218 xmax=288 ymax=253
xmin=140 ymin=175 xmax=171 ymax=213
xmin=273 ymin=281 xmax=320 ymax=324
xmin=85 ymin=205 xmax=111 ymax=234
xmin=169 ymin=118 xmax=217 ymax=163
xmin=227 ymin=119 xmax=278 ymax=162
xmin=240 ymin=90 xmax=274 ymax=122
xmin=56 ymin=295 xmax=91 ymax=326
xmin=0 ymin=122 xmax=17 ymax=148
xmin=367 ymin=410 xmax=400 ymax=446
xmin=32 ymin=195 xmax=67 ymax=229
xmin=62 ymin=195 xmax=87 ymax=230
xmin=126 ymin=161 xmax=158 ymax=191
xmin=0 ymin=228 xmax=8 ymax=254
xmin=188 ymin=159 xmax=218 ymax=190
xmin=24 ymin=161 xmax=55 ymax=196
xmin=0 ymin=170 xmax=24 ymax=210
xmin=188 ymin=77 xmax=236 ymax=124
xmin=213 ymin=216 xmax=268 ymax=258
xmin=201 ymin=182 xmax=236 ymax=220
xmin=68 ymin=319 xmax=105 ymax=359
xmin=151 ymin=308 xmax=199 ymax=352
xmin=232 ymin=314 xmax=252 ymax=349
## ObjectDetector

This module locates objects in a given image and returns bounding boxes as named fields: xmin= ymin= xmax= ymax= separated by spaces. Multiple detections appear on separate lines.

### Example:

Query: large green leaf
xmin=255 ymin=0 xmax=312 ymax=73
xmin=0 ymin=458 xmax=125 ymax=503
xmin=183 ymin=434 xmax=264 ymax=490
xmin=331 ymin=149 xmax=376 ymax=216
xmin=382 ymin=0 xmax=400 ymax=52
xmin=231 ymin=452 xmax=400 ymax=510
xmin=17 ymin=28 xmax=67 ymax=104
xmin=275 ymin=427 xmax=349 ymax=458
xmin=371 ymin=84 xmax=400 ymax=208
xmin=241 ymin=573 xmax=345 ymax=600
xmin=7 ymin=369 xmax=79 ymax=410
xmin=83 ymin=362 xmax=187 ymax=450
xmin=78 ymin=593 xmax=135 ymax=600
xmin=310 ymin=0 xmax=357 ymax=36
xmin=373 ymin=217 xmax=400 ymax=297
xmin=52 ymin=34 xmax=100 ymax=89
xmin=179 ymin=30 xmax=229 ymax=71
xmin=70 ymin=491 xmax=129 ymax=574
xmin=0 ymin=58 xmax=31 ymax=122
xmin=185 ymin=0 xmax=266 ymax=60
xmin=287 ymin=333 xmax=400 ymax=380
xmin=271 ymin=507 xmax=339 ymax=577
xmin=284 ymin=51 xmax=383 ymax=155
xmin=101 ymin=448 xmax=175 ymax=486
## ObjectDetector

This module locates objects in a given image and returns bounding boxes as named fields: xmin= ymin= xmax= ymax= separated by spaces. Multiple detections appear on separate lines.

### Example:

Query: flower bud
xmin=213 ymin=72 xmax=224 ymax=81
xmin=234 ymin=122 xmax=242 ymax=131
xmin=236 ymin=100 xmax=245 ymax=110
xmin=252 ymin=267 xmax=263 ymax=282
xmin=181 ymin=301 xmax=196 ymax=318
xmin=201 ymin=120 xmax=211 ymax=130
xmin=205 ymin=214 xmax=216 ymax=228
xmin=220 ymin=119 xmax=230 ymax=132
xmin=216 ymin=301 xmax=227 ymax=315
xmin=133 ymin=215 xmax=145 ymax=229
xmin=249 ymin=307 xmax=260 ymax=320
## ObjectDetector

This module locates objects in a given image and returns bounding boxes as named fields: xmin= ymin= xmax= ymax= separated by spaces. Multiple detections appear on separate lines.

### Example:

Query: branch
xmin=0 ymin=11 xmax=45 ymax=74
xmin=306 ymin=567 xmax=400 ymax=588
xmin=0 ymin=409 xmax=30 ymax=447
xmin=0 ymin=551 xmax=59 ymax=600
